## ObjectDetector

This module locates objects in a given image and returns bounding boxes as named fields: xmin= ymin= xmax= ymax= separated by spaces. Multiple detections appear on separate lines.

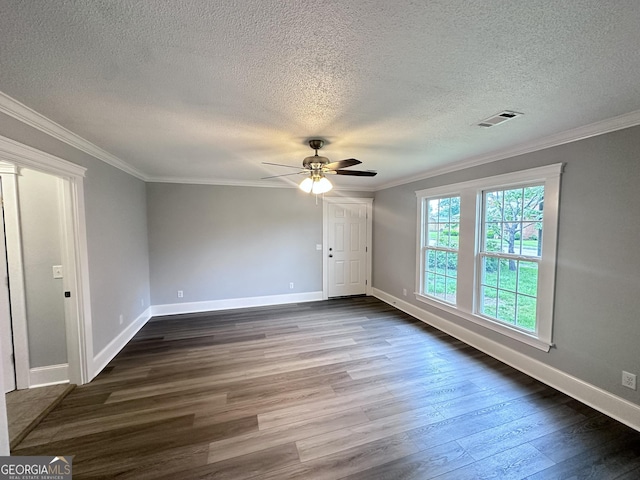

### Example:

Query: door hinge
xmin=10 ymin=353 xmax=14 ymax=364
xmin=365 ymin=246 xmax=368 ymax=252
xmin=365 ymin=280 xmax=368 ymax=285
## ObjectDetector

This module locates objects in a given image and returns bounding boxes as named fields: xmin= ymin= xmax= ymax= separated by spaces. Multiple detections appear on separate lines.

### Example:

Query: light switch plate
xmin=52 ymin=265 xmax=63 ymax=279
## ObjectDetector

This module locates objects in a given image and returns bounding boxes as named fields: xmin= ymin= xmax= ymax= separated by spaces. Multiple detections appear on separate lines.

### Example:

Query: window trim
xmin=420 ymin=195 xmax=461 ymax=305
xmin=415 ymin=163 xmax=563 ymax=352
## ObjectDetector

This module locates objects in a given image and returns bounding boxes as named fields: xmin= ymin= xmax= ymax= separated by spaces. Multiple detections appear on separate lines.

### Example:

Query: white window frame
xmin=415 ymin=163 xmax=563 ymax=352
xmin=420 ymin=195 xmax=461 ymax=305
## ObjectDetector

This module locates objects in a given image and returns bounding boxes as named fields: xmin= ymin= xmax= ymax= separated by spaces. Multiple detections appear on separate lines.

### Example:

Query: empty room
xmin=0 ymin=1 xmax=639 ymax=479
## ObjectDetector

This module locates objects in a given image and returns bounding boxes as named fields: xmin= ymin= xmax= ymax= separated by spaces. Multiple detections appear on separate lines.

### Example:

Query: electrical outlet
xmin=177 ymin=290 xmax=184 ymax=298
xmin=119 ymin=314 xmax=123 ymax=325
xmin=403 ymin=288 xmax=407 ymax=296
xmin=622 ymin=371 xmax=637 ymax=390
xmin=289 ymin=282 xmax=294 ymax=289
xmin=141 ymin=298 xmax=145 ymax=307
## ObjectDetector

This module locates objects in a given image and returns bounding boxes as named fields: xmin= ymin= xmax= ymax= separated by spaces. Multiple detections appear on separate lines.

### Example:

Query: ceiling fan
xmin=262 ymin=140 xmax=377 ymax=194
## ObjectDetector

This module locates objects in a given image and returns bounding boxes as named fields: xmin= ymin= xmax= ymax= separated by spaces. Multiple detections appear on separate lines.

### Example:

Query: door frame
xmin=0 ymin=176 xmax=16 ymax=392
xmin=0 ymin=135 xmax=91 ymax=387
xmin=322 ymin=197 xmax=373 ymax=300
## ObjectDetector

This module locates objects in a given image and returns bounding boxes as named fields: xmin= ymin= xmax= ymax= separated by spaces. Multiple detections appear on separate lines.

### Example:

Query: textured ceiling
xmin=1 ymin=1 xmax=640 ymax=190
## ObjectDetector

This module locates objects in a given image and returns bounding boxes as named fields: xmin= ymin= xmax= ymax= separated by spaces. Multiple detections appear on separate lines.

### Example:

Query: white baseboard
xmin=150 ymin=291 xmax=324 ymax=317
xmin=373 ymin=288 xmax=640 ymax=432
xmin=91 ymin=307 xmax=152 ymax=380
xmin=29 ymin=364 xmax=69 ymax=388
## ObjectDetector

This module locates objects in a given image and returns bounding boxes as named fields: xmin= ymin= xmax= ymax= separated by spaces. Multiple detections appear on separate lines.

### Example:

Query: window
xmin=415 ymin=164 xmax=562 ymax=351
xmin=479 ymin=185 xmax=543 ymax=331
xmin=421 ymin=196 xmax=460 ymax=304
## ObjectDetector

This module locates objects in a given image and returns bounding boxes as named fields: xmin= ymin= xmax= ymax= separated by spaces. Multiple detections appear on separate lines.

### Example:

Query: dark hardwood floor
xmin=12 ymin=297 xmax=640 ymax=479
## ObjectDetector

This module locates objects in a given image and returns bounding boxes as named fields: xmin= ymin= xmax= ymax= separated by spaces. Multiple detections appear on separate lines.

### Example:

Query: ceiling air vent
xmin=477 ymin=110 xmax=523 ymax=127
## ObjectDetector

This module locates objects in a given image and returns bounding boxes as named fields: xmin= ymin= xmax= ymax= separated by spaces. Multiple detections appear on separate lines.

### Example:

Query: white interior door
xmin=0 ymin=182 xmax=16 ymax=393
xmin=327 ymin=202 xmax=368 ymax=297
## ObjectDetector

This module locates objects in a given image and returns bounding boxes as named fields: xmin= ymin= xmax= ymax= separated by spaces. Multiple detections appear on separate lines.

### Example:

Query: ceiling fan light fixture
xmin=312 ymin=176 xmax=333 ymax=194
xmin=299 ymin=177 xmax=314 ymax=193
xmin=299 ymin=175 xmax=333 ymax=194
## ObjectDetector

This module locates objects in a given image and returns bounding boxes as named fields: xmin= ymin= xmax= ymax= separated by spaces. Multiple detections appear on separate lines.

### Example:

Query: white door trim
xmin=0 ymin=135 xmax=91 ymax=386
xmin=0 ymin=162 xmax=30 ymax=389
xmin=322 ymin=197 xmax=373 ymax=300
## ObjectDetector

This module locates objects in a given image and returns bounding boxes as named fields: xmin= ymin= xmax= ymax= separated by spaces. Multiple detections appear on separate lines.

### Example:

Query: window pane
xmin=428 ymin=199 xmax=439 ymax=222
xmin=446 ymin=277 xmax=457 ymax=303
xmin=435 ymin=275 xmax=446 ymax=297
xmin=447 ymin=252 xmax=458 ymax=278
xmin=482 ymin=257 xmax=498 ymax=287
xmin=485 ymin=191 xmax=503 ymax=222
xmin=484 ymin=185 xmax=545 ymax=260
xmin=502 ymin=188 xmax=522 ymax=222
xmin=450 ymin=223 xmax=459 ymax=248
xmin=485 ymin=224 xmax=501 ymax=253
xmin=438 ymin=224 xmax=451 ymax=247
xmin=523 ymin=225 xmax=542 ymax=257
xmin=514 ymin=229 xmax=523 ymax=256
xmin=438 ymin=199 xmax=450 ymax=222
xmin=435 ymin=251 xmax=447 ymax=273
xmin=498 ymin=259 xmax=516 ymax=291
xmin=427 ymin=249 xmax=436 ymax=270
xmin=518 ymin=262 xmax=538 ymax=296
xmin=516 ymin=295 xmax=537 ymax=331
xmin=523 ymin=186 xmax=544 ymax=221
xmin=497 ymin=290 xmax=516 ymax=324
xmin=428 ymin=223 xmax=438 ymax=246
xmin=425 ymin=271 xmax=435 ymax=296
xmin=480 ymin=286 xmax=497 ymax=317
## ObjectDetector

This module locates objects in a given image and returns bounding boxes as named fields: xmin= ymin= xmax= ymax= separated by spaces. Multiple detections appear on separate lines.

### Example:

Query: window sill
xmin=414 ymin=294 xmax=552 ymax=352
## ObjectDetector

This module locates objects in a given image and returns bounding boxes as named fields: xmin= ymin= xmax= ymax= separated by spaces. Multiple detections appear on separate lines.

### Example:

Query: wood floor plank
xmin=207 ymin=407 xmax=369 ymax=463
xmin=9 ymin=296 xmax=640 ymax=478
xmin=296 ymin=404 xmax=443 ymax=462
xmin=257 ymin=433 xmax=421 ymax=480
xmin=341 ymin=439 xmax=473 ymax=480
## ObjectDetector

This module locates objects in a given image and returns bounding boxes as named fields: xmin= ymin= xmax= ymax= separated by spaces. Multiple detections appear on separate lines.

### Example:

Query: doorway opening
xmin=0 ymin=136 xmax=91 ymax=392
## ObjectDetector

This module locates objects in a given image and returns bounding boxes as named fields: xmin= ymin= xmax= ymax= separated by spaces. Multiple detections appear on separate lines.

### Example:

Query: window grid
xmin=478 ymin=185 xmax=544 ymax=332
xmin=422 ymin=196 xmax=460 ymax=305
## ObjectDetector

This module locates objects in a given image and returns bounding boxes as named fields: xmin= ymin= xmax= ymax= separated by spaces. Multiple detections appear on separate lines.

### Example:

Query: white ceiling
xmin=1 ymin=1 xmax=640 ymax=190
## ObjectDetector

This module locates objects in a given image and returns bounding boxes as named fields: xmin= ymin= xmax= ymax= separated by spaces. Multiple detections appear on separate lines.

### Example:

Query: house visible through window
xmin=415 ymin=164 xmax=562 ymax=351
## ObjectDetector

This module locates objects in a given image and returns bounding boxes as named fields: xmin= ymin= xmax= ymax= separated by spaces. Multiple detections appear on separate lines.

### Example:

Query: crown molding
xmin=145 ymin=176 xmax=375 ymax=191
xmin=0 ymin=92 xmax=148 ymax=181
xmin=0 ymin=134 xmax=86 ymax=178
xmin=376 ymin=108 xmax=640 ymax=191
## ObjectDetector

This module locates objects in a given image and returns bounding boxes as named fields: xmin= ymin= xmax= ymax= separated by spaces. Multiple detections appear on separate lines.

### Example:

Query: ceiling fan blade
xmin=333 ymin=169 xmax=377 ymax=177
xmin=261 ymin=172 xmax=304 ymax=180
xmin=325 ymin=158 xmax=361 ymax=170
xmin=262 ymin=161 xmax=302 ymax=169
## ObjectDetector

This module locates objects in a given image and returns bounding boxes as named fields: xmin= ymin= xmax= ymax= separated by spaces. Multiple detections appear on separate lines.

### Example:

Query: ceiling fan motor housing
xmin=303 ymin=155 xmax=330 ymax=170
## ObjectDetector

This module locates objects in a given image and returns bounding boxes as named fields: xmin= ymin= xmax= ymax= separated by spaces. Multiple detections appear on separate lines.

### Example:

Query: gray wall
xmin=147 ymin=184 xmax=325 ymax=305
xmin=0 ymin=112 xmax=151 ymax=358
xmin=373 ymin=125 xmax=640 ymax=405
xmin=17 ymin=168 xmax=67 ymax=367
